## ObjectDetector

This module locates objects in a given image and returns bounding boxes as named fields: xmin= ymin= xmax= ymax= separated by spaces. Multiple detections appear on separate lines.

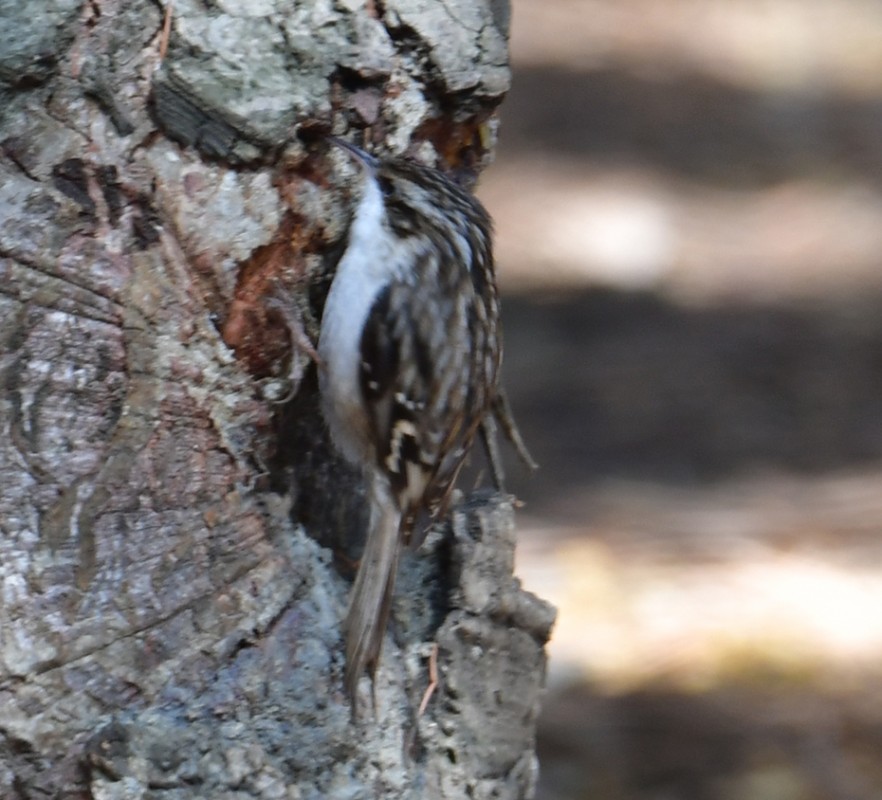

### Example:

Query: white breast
xmin=318 ymin=174 xmax=400 ymax=466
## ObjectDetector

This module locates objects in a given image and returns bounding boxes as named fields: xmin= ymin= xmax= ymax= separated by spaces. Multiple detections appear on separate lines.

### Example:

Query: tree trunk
xmin=0 ymin=1 xmax=554 ymax=797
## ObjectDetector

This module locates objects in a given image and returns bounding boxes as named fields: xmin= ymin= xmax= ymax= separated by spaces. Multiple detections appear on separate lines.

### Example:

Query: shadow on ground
xmin=499 ymin=287 xmax=882 ymax=526
xmin=536 ymin=679 xmax=882 ymax=800
xmin=500 ymin=65 xmax=882 ymax=187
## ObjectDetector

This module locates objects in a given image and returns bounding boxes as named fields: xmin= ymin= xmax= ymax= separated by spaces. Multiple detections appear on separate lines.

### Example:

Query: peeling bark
xmin=0 ymin=1 xmax=553 ymax=797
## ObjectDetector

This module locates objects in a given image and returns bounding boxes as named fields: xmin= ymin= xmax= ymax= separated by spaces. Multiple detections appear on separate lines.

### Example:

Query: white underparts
xmin=318 ymin=172 xmax=407 ymax=466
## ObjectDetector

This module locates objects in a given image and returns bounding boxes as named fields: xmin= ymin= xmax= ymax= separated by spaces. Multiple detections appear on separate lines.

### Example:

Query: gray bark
xmin=0 ymin=1 xmax=554 ymax=797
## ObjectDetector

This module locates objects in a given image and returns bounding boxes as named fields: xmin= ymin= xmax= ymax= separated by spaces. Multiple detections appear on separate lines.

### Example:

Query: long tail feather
xmin=344 ymin=474 xmax=402 ymax=710
xmin=491 ymin=388 xmax=538 ymax=472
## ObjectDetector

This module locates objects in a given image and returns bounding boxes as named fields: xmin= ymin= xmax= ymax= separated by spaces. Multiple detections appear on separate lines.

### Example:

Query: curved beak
xmin=327 ymin=136 xmax=378 ymax=173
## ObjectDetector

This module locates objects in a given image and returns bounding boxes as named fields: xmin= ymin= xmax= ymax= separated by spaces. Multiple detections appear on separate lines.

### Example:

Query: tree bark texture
xmin=0 ymin=1 xmax=554 ymax=798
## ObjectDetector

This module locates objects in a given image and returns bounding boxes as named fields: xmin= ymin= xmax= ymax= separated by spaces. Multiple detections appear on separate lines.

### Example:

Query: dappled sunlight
xmin=494 ymin=0 xmax=882 ymax=796
xmin=514 ymin=471 xmax=882 ymax=798
xmin=517 ymin=508 xmax=882 ymax=691
xmin=510 ymin=0 xmax=882 ymax=95
xmin=482 ymin=162 xmax=882 ymax=303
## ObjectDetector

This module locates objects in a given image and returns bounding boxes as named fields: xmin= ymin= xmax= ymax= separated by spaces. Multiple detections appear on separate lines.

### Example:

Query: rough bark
xmin=0 ymin=1 xmax=554 ymax=798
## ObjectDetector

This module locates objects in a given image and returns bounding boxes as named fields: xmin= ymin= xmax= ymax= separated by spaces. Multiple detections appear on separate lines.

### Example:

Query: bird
xmin=317 ymin=137 xmax=502 ymax=710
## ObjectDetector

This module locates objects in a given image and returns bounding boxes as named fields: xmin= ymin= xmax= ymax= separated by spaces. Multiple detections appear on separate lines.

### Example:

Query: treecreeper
xmin=317 ymin=137 xmax=520 ymax=712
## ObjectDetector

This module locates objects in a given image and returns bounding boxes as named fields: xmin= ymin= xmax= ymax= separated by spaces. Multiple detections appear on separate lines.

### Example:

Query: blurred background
xmin=478 ymin=1 xmax=882 ymax=798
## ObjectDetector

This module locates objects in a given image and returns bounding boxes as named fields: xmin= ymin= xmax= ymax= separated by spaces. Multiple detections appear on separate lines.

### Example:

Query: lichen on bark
xmin=0 ymin=0 xmax=553 ymax=797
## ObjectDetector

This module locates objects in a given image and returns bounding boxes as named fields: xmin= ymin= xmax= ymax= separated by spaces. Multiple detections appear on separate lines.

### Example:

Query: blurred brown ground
xmin=479 ymin=2 xmax=882 ymax=798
